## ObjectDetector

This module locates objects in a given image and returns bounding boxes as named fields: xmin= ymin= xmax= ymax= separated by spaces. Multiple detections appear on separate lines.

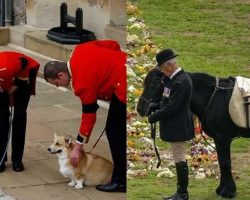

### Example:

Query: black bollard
xmin=47 ymin=2 xmax=96 ymax=44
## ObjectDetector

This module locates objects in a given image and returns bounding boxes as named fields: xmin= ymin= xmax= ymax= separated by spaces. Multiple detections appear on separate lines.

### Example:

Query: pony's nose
xmin=47 ymin=147 xmax=51 ymax=152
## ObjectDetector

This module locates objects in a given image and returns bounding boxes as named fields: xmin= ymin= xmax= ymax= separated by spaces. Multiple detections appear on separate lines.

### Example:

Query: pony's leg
xmin=214 ymin=137 xmax=236 ymax=198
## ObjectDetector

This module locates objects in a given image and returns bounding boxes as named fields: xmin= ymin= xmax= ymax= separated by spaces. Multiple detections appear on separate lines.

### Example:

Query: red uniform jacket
xmin=0 ymin=51 xmax=40 ymax=95
xmin=68 ymin=40 xmax=127 ymax=141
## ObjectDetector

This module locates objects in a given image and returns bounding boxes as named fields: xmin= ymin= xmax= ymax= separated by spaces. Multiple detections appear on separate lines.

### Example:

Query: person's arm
xmin=75 ymin=88 xmax=99 ymax=144
xmin=148 ymin=80 xmax=189 ymax=123
xmin=18 ymin=55 xmax=40 ymax=95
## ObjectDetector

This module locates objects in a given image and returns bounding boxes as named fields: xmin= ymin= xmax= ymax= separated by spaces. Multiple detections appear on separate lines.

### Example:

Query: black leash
xmin=0 ymin=107 xmax=14 ymax=166
xmin=90 ymin=127 xmax=106 ymax=151
xmin=151 ymin=123 xmax=161 ymax=168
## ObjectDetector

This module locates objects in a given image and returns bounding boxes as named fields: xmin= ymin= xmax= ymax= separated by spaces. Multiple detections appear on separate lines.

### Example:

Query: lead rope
xmin=89 ymin=127 xmax=106 ymax=152
xmin=151 ymin=123 xmax=161 ymax=168
xmin=198 ymin=121 xmax=216 ymax=151
xmin=0 ymin=107 xmax=14 ymax=166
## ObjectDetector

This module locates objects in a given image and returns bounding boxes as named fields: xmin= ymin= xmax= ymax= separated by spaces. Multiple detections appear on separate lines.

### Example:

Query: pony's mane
xmin=188 ymin=72 xmax=216 ymax=87
xmin=143 ymin=68 xmax=163 ymax=87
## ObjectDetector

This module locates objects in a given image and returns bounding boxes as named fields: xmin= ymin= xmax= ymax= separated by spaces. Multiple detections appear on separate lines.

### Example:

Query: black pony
xmin=137 ymin=68 xmax=250 ymax=199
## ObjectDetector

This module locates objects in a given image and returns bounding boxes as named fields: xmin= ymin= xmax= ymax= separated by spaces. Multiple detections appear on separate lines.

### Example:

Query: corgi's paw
xmin=75 ymin=184 xmax=83 ymax=189
xmin=68 ymin=181 xmax=76 ymax=187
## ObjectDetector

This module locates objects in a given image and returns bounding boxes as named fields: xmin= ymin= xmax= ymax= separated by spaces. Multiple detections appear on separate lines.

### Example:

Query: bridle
xmin=141 ymin=75 xmax=164 ymax=116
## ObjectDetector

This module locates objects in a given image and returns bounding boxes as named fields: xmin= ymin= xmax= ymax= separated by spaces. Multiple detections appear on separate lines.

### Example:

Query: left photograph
xmin=0 ymin=1 xmax=126 ymax=200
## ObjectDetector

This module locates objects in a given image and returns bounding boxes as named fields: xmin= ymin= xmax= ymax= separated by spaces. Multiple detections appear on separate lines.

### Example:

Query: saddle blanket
xmin=229 ymin=76 xmax=250 ymax=128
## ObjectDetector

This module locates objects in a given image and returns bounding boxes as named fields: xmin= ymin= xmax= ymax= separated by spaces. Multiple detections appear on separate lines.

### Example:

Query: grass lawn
xmin=128 ymin=0 xmax=250 ymax=199
xmin=134 ymin=0 xmax=250 ymax=77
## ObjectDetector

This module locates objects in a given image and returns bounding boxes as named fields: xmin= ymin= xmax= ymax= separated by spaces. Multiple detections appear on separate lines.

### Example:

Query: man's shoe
xmin=0 ymin=164 xmax=5 ymax=172
xmin=164 ymin=192 xmax=189 ymax=200
xmin=96 ymin=182 xmax=126 ymax=192
xmin=12 ymin=162 xmax=24 ymax=172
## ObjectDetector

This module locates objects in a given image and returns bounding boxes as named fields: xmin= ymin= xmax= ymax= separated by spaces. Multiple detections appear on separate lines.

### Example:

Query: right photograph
xmin=127 ymin=1 xmax=250 ymax=200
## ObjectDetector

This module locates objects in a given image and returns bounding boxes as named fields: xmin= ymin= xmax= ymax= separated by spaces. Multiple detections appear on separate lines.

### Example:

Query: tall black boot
xmin=164 ymin=161 xmax=189 ymax=200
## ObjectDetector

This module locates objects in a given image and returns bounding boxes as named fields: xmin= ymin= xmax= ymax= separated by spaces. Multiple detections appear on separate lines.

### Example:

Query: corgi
xmin=48 ymin=133 xmax=113 ymax=189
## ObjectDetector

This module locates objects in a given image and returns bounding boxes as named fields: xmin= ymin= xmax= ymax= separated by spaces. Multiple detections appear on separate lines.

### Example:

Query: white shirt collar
xmin=170 ymin=67 xmax=182 ymax=79
xmin=67 ymin=61 xmax=72 ymax=77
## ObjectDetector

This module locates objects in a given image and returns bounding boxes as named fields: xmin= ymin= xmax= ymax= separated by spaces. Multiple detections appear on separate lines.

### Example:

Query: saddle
xmin=229 ymin=76 xmax=250 ymax=128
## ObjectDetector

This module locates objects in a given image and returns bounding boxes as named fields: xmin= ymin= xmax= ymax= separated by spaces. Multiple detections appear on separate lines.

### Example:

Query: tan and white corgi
xmin=48 ymin=133 xmax=113 ymax=189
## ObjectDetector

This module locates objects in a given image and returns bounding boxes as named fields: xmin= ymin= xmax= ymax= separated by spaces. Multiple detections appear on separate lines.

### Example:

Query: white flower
xmin=128 ymin=85 xmax=136 ymax=92
xmin=139 ymin=137 xmax=153 ymax=145
xmin=194 ymin=172 xmax=206 ymax=179
xmin=157 ymin=168 xmax=175 ymax=178
xmin=127 ymin=34 xmax=140 ymax=45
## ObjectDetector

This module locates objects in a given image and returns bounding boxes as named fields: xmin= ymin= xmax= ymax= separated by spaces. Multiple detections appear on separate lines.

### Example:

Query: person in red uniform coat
xmin=44 ymin=40 xmax=126 ymax=192
xmin=0 ymin=51 xmax=40 ymax=172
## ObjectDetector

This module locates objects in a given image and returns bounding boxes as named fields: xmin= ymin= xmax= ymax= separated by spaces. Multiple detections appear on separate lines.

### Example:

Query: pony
xmin=137 ymin=68 xmax=250 ymax=199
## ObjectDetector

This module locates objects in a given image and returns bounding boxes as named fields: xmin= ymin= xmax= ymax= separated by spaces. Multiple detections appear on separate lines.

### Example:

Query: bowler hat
xmin=156 ymin=48 xmax=178 ymax=67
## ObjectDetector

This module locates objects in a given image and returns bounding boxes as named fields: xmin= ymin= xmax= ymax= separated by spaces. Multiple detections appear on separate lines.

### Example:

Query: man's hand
xmin=148 ymin=112 xmax=158 ymax=124
xmin=70 ymin=142 xmax=83 ymax=167
xmin=8 ymin=85 xmax=18 ymax=94
xmin=148 ymin=103 xmax=160 ymax=113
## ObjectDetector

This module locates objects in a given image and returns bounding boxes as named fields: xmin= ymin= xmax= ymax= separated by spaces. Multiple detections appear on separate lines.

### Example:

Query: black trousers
xmin=105 ymin=94 xmax=126 ymax=185
xmin=0 ymin=83 xmax=30 ymax=164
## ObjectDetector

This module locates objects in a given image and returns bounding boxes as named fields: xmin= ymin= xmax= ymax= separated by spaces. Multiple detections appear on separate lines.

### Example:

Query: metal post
xmin=4 ymin=0 xmax=13 ymax=26
xmin=76 ymin=8 xmax=83 ymax=34
xmin=0 ymin=0 xmax=5 ymax=26
xmin=61 ymin=2 xmax=67 ymax=33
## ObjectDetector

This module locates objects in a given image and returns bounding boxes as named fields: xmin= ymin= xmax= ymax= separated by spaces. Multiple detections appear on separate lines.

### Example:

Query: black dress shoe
xmin=0 ymin=164 xmax=5 ymax=172
xmin=96 ymin=182 xmax=126 ymax=192
xmin=12 ymin=162 xmax=24 ymax=172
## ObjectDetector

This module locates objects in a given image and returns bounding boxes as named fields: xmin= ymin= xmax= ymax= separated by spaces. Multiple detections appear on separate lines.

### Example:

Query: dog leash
xmin=0 ymin=106 xmax=14 ymax=166
xmin=90 ymin=127 xmax=106 ymax=151
xmin=151 ymin=123 xmax=161 ymax=168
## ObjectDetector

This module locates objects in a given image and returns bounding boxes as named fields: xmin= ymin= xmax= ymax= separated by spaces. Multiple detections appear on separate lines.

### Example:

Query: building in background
xmin=0 ymin=0 xmax=126 ymax=49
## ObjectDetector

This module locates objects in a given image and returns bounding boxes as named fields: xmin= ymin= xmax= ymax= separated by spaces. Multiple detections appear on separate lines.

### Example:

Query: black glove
xmin=148 ymin=103 xmax=160 ymax=112
xmin=148 ymin=112 xmax=158 ymax=124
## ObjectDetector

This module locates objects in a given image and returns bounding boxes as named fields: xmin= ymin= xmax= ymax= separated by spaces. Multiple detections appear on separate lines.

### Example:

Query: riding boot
xmin=164 ymin=161 xmax=189 ymax=200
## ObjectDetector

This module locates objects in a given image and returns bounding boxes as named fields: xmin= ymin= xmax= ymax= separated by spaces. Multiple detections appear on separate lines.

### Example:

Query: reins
xmin=151 ymin=123 xmax=161 ymax=168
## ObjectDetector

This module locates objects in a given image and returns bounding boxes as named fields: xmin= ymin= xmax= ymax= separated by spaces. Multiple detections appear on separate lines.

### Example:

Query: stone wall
xmin=13 ymin=0 xmax=26 ymax=25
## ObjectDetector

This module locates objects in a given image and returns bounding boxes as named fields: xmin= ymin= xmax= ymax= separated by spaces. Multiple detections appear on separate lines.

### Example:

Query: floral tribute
xmin=126 ymin=1 xmax=220 ymax=180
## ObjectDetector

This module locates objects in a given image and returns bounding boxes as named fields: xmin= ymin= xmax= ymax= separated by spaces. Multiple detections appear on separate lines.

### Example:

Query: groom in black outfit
xmin=148 ymin=49 xmax=194 ymax=200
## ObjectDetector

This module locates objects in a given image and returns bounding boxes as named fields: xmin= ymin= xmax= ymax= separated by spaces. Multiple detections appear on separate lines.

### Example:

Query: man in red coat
xmin=0 ymin=51 xmax=40 ymax=172
xmin=44 ymin=40 xmax=126 ymax=192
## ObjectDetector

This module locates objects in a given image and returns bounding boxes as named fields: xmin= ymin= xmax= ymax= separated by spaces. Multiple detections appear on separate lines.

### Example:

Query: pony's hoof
xmin=216 ymin=187 xmax=236 ymax=199
xmin=216 ymin=185 xmax=223 ymax=195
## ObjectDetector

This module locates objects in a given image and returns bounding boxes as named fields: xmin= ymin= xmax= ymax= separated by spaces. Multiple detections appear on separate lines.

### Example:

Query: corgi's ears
xmin=65 ymin=135 xmax=73 ymax=145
